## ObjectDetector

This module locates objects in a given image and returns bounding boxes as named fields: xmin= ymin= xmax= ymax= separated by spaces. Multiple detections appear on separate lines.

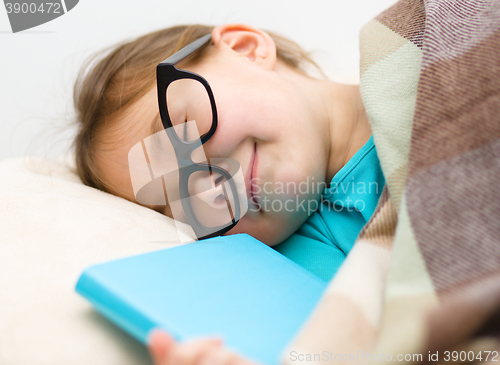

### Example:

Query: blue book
xmin=75 ymin=234 xmax=327 ymax=365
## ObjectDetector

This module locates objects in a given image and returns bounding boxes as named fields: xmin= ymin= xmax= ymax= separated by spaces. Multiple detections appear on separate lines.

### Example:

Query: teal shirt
xmin=273 ymin=136 xmax=385 ymax=282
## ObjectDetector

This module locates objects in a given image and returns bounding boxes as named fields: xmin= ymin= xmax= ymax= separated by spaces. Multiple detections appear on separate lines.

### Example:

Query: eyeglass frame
xmin=156 ymin=33 xmax=242 ymax=240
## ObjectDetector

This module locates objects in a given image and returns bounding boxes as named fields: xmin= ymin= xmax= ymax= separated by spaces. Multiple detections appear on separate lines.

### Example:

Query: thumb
xmin=147 ymin=329 xmax=175 ymax=365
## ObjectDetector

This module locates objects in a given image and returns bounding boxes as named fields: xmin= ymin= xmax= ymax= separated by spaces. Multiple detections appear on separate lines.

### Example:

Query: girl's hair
xmin=72 ymin=24 xmax=323 ymax=193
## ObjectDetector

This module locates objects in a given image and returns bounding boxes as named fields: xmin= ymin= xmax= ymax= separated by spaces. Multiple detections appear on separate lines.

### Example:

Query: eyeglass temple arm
xmin=159 ymin=34 xmax=212 ymax=65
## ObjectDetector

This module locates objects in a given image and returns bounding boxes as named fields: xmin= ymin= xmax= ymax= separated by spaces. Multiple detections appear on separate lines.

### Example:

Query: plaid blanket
xmin=281 ymin=0 xmax=500 ymax=363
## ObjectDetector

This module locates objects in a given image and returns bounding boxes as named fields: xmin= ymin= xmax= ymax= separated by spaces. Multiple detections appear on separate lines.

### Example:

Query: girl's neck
xmin=323 ymin=82 xmax=372 ymax=183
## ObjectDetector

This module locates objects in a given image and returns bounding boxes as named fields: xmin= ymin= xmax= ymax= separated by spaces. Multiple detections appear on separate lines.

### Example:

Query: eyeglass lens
xmin=166 ymin=78 xmax=212 ymax=142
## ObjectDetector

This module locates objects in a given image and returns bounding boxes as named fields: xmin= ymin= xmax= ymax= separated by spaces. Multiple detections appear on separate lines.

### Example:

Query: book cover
xmin=75 ymin=233 xmax=327 ymax=365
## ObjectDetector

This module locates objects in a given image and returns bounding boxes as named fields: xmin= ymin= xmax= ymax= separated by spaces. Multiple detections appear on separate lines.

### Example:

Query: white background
xmin=0 ymin=0 xmax=396 ymax=162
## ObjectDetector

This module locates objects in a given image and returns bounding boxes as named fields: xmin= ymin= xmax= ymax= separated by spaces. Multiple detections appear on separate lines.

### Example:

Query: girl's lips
xmin=248 ymin=142 xmax=260 ymax=210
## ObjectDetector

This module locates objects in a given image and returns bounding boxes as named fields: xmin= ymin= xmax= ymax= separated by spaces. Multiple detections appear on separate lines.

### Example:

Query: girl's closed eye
xmin=214 ymin=175 xmax=225 ymax=186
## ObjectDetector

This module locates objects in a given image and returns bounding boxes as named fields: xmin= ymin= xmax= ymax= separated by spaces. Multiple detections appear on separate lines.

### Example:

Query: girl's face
xmin=98 ymin=26 xmax=332 ymax=245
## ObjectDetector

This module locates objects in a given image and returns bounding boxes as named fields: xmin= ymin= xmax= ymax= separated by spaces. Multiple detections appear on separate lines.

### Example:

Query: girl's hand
xmin=148 ymin=329 xmax=260 ymax=365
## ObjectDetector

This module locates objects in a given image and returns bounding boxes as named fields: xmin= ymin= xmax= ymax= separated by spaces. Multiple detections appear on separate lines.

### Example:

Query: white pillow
xmin=0 ymin=156 xmax=190 ymax=365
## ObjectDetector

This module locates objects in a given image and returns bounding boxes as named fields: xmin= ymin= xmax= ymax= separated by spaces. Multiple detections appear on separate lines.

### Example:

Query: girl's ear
xmin=211 ymin=24 xmax=277 ymax=70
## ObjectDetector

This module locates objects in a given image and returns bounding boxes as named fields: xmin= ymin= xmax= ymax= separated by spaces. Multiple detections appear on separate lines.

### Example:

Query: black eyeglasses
xmin=156 ymin=34 xmax=246 ymax=240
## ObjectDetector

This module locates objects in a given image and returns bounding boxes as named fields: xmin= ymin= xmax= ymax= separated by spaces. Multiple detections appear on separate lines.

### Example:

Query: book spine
xmin=75 ymin=270 xmax=157 ymax=344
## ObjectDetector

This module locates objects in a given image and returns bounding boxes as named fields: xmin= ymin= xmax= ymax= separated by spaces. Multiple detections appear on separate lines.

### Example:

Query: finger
xmin=147 ymin=329 xmax=175 ymax=365
xmin=167 ymin=338 xmax=223 ymax=365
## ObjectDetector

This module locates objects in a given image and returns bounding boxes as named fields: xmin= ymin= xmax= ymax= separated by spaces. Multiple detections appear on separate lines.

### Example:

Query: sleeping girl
xmin=72 ymin=23 xmax=385 ymax=365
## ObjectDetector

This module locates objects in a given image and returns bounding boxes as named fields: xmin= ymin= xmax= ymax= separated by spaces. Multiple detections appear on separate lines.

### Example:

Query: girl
xmin=73 ymin=23 xmax=384 ymax=365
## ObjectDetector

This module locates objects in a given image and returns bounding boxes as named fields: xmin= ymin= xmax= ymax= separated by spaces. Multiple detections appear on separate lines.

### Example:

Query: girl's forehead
xmin=180 ymin=47 xmax=238 ymax=76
